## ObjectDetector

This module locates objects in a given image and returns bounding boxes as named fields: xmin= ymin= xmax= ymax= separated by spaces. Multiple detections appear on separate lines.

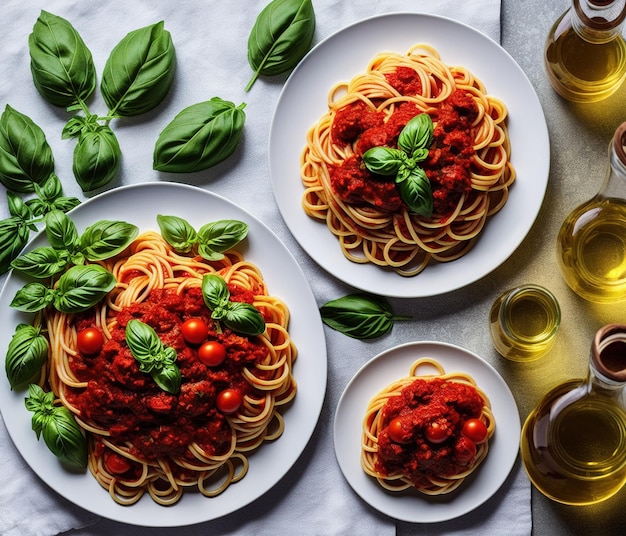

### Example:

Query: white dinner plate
xmin=0 ymin=182 xmax=327 ymax=527
xmin=269 ymin=13 xmax=549 ymax=298
xmin=333 ymin=341 xmax=520 ymax=523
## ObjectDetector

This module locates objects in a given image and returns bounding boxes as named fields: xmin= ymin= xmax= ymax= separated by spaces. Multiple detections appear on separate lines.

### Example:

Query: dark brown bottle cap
xmin=592 ymin=324 xmax=626 ymax=382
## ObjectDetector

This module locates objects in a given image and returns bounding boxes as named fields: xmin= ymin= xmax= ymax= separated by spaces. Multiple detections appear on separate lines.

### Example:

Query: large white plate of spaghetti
xmin=0 ymin=182 xmax=327 ymax=527
xmin=269 ymin=13 xmax=549 ymax=298
xmin=333 ymin=341 xmax=520 ymax=522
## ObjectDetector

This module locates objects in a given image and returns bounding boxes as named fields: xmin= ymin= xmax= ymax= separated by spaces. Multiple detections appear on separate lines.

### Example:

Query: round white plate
xmin=333 ymin=341 xmax=520 ymax=523
xmin=269 ymin=13 xmax=549 ymax=298
xmin=0 ymin=182 xmax=327 ymax=527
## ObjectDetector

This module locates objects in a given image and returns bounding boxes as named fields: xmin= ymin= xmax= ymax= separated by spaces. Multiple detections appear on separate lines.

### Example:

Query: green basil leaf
xmin=62 ymin=115 xmax=93 ymax=140
xmin=101 ymin=21 xmax=176 ymax=117
xmin=72 ymin=125 xmax=121 ymax=192
xmin=246 ymin=0 xmax=315 ymax=91
xmin=45 ymin=209 xmax=79 ymax=251
xmin=28 ymin=10 xmax=96 ymax=108
xmin=396 ymin=166 xmax=433 ymax=218
xmin=10 ymin=246 xmax=68 ymax=279
xmin=43 ymin=406 xmax=88 ymax=469
xmin=80 ymin=220 xmax=138 ymax=261
xmin=320 ymin=293 xmax=410 ymax=339
xmin=0 ymin=217 xmax=31 ymax=275
xmin=156 ymin=214 xmax=197 ymax=253
xmin=224 ymin=301 xmax=266 ymax=336
xmin=152 ymin=361 xmax=181 ymax=395
xmin=35 ymin=172 xmax=63 ymax=202
xmin=25 ymin=384 xmax=54 ymax=437
xmin=53 ymin=264 xmax=116 ymax=314
xmin=5 ymin=324 xmax=49 ymax=390
xmin=197 ymin=220 xmax=248 ymax=261
xmin=7 ymin=191 xmax=32 ymax=221
xmin=10 ymin=282 xmax=55 ymax=312
xmin=0 ymin=105 xmax=55 ymax=193
xmin=362 ymin=147 xmax=405 ymax=176
xmin=398 ymin=113 xmax=434 ymax=155
xmin=201 ymin=274 xmax=231 ymax=312
xmin=153 ymin=97 xmax=246 ymax=173
xmin=51 ymin=196 xmax=81 ymax=214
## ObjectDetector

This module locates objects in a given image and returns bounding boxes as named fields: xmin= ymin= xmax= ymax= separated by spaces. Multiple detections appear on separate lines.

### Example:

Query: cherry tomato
xmin=216 ymin=388 xmax=243 ymax=414
xmin=181 ymin=318 xmax=209 ymax=345
xmin=76 ymin=327 xmax=104 ymax=355
xmin=424 ymin=420 xmax=450 ymax=444
xmin=104 ymin=451 xmax=132 ymax=475
xmin=462 ymin=418 xmax=489 ymax=444
xmin=387 ymin=417 xmax=410 ymax=444
xmin=454 ymin=436 xmax=477 ymax=464
xmin=198 ymin=340 xmax=227 ymax=367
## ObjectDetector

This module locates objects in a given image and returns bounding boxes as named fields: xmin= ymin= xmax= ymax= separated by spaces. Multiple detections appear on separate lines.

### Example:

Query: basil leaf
xmin=224 ymin=301 xmax=266 ymax=336
xmin=157 ymin=214 xmax=197 ymax=253
xmin=101 ymin=21 xmax=176 ymax=117
xmin=197 ymin=220 xmax=248 ymax=261
xmin=202 ymin=274 xmax=231 ymax=312
xmin=246 ymin=0 xmax=315 ymax=91
xmin=28 ymin=10 xmax=96 ymax=108
xmin=51 ymin=196 xmax=81 ymax=214
xmin=54 ymin=264 xmax=116 ymax=314
xmin=153 ymin=98 xmax=246 ymax=173
xmin=0 ymin=217 xmax=31 ymax=274
xmin=35 ymin=172 xmax=63 ymax=202
xmin=45 ymin=209 xmax=79 ymax=251
xmin=10 ymin=246 xmax=68 ymax=279
xmin=362 ymin=147 xmax=405 ymax=176
xmin=29 ymin=174 xmax=80 ymax=217
xmin=320 ymin=293 xmax=410 ymax=339
xmin=7 ymin=191 xmax=32 ymax=221
xmin=62 ymin=115 xmax=95 ymax=140
xmin=0 ymin=105 xmax=55 ymax=192
xmin=10 ymin=282 xmax=55 ymax=312
xmin=80 ymin=220 xmax=138 ymax=261
xmin=72 ymin=125 xmax=121 ymax=192
xmin=398 ymin=113 xmax=433 ymax=155
xmin=396 ymin=167 xmax=433 ymax=218
xmin=153 ymin=362 xmax=181 ymax=394
xmin=5 ymin=324 xmax=49 ymax=390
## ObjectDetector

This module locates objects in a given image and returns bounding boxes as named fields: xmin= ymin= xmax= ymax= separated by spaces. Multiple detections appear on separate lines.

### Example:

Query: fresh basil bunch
xmin=362 ymin=113 xmax=435 ymax=218
xmin=202 ymin=274 xmax=266 ymax=336
xmin=5 ymin=324 xmax=49 ymax=390
xmin=246 ymin=0 xmax=315 ymax=91
xmin=28 ymin=11 xmax=176 ymax=191
xmin=157 ymin=214 xmax=248 ymax=260
xmin=125 ymin=319 xmax=181 ymax=394
xmin=320 ymin=293 xmax=410 ymax=339
xmin=25 ymin=384 xmax=88 ymax=470
xmin=153 ymin=98 xmax=246 ymax=173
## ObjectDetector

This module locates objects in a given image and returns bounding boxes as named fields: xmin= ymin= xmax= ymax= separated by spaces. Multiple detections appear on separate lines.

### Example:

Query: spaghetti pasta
xmin=44 ymin=230 xmax=297 ymax=506
xmin=301 ymin=44 xmax=515 ymax=276
xmin=361 ymin=357 xmax=494 ymax=495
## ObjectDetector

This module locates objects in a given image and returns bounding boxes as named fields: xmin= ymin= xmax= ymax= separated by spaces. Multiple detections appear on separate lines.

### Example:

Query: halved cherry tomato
xmin=462 ymin=418 xmax=489 ymax=444
xmin=424 ymin=420 xmax=450 ymax=444
xmin=76 ymin=327 xmax=104 ymax=355
xmin=387 ymin=417 xmax=410 ymax=444
xmin=216 ymin=388 xmax=243 ymax=414
xmin=181 ymin=318 xmax=209 ymax=345
xmin=454 ymin=436 xmax=477 ymax=464
xmin=198 ymin=340 xmax=227 ymax=366
xmin=104 ymin=451 xmax=132 ymax=475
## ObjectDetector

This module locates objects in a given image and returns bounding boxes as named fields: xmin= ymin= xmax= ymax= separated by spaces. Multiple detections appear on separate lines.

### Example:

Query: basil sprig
xmin=25 ymin=384 xmax=88 ymax=470
xmin=157 ymin=215 xmax=248 ymax=261
xmin=246 ymin=0 xmax=315 ymax=91
xmin=320 ymin=293 xmax=411 ymax=339
xmin=202 ymin=274 xmax=266 ymax=336
xmin=71 ymin=125 xmax=121 ymax=192
xmin=362 ymin=113 xmax=435 ymax=218
xmin=5 ymin=324 xmax=49 ymax=390
xmin=125 ymin=319 xmax=181 ymax=394
xmin=153 ymin=98 xmax=246 ymax=173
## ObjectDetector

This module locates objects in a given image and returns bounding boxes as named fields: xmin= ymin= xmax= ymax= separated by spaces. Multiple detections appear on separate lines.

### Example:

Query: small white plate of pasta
xmin=269 ymin=13 xmax=549 ymax=298
xmin=333 ymin=340 xmax=520 ymax=522
xmin=0 ymin=183 xmax=327 ymax=527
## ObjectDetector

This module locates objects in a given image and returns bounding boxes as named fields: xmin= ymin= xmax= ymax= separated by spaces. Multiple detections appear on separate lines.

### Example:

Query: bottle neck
xmin=571 ymin=0 xmax=626 ymax=42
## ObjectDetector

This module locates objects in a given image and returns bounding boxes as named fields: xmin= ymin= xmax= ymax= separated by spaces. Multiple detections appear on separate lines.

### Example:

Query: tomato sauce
xmin=376 ymin=377 xmax=485 ymax=488
xmin=328 ymin=66 xmax=478 ymax=217
xmin=67 ymin=286 xmax=268 ymax=463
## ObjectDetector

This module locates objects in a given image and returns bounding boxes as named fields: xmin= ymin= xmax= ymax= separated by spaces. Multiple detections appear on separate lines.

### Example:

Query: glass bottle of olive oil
xmin=557 ymin=122 xmax=626 ymax=303
xmin=545 ymin=0 xmax=626 ymax=102
xmin=521 ymin=324 xmax=626 ymax=505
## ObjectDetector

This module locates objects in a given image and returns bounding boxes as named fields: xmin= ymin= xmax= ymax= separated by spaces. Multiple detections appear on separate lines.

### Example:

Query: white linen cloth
xmin=0 ymin=1 xmax=531 ymax=535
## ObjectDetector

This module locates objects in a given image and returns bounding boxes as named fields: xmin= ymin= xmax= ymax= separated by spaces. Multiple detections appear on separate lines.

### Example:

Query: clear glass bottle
xmin=520 ymin=324 xmax=626 ymax=505
xmin=545 ymin=0 xmax=626 ymax=102
xmin=557 ymin=121 xmax=626 ymax=303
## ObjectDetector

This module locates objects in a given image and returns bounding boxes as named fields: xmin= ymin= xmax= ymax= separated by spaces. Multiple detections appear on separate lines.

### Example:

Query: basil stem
xmin=72 ymin=125 xmax=121 ymax=192
xmin=125 ymin=319 xmax=180 ymax=394
xmin=320 ymin=293 xmax=411 ymax=339
xmin=5 ymin=324 xmax=49 ymax=390
xmin=25 ymin=384 xmax=87 ymax=470
xmin=153 ymin=98 xmax=246 ymax=173
xmin=245 ymin=0 xmax=316 ymax=91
